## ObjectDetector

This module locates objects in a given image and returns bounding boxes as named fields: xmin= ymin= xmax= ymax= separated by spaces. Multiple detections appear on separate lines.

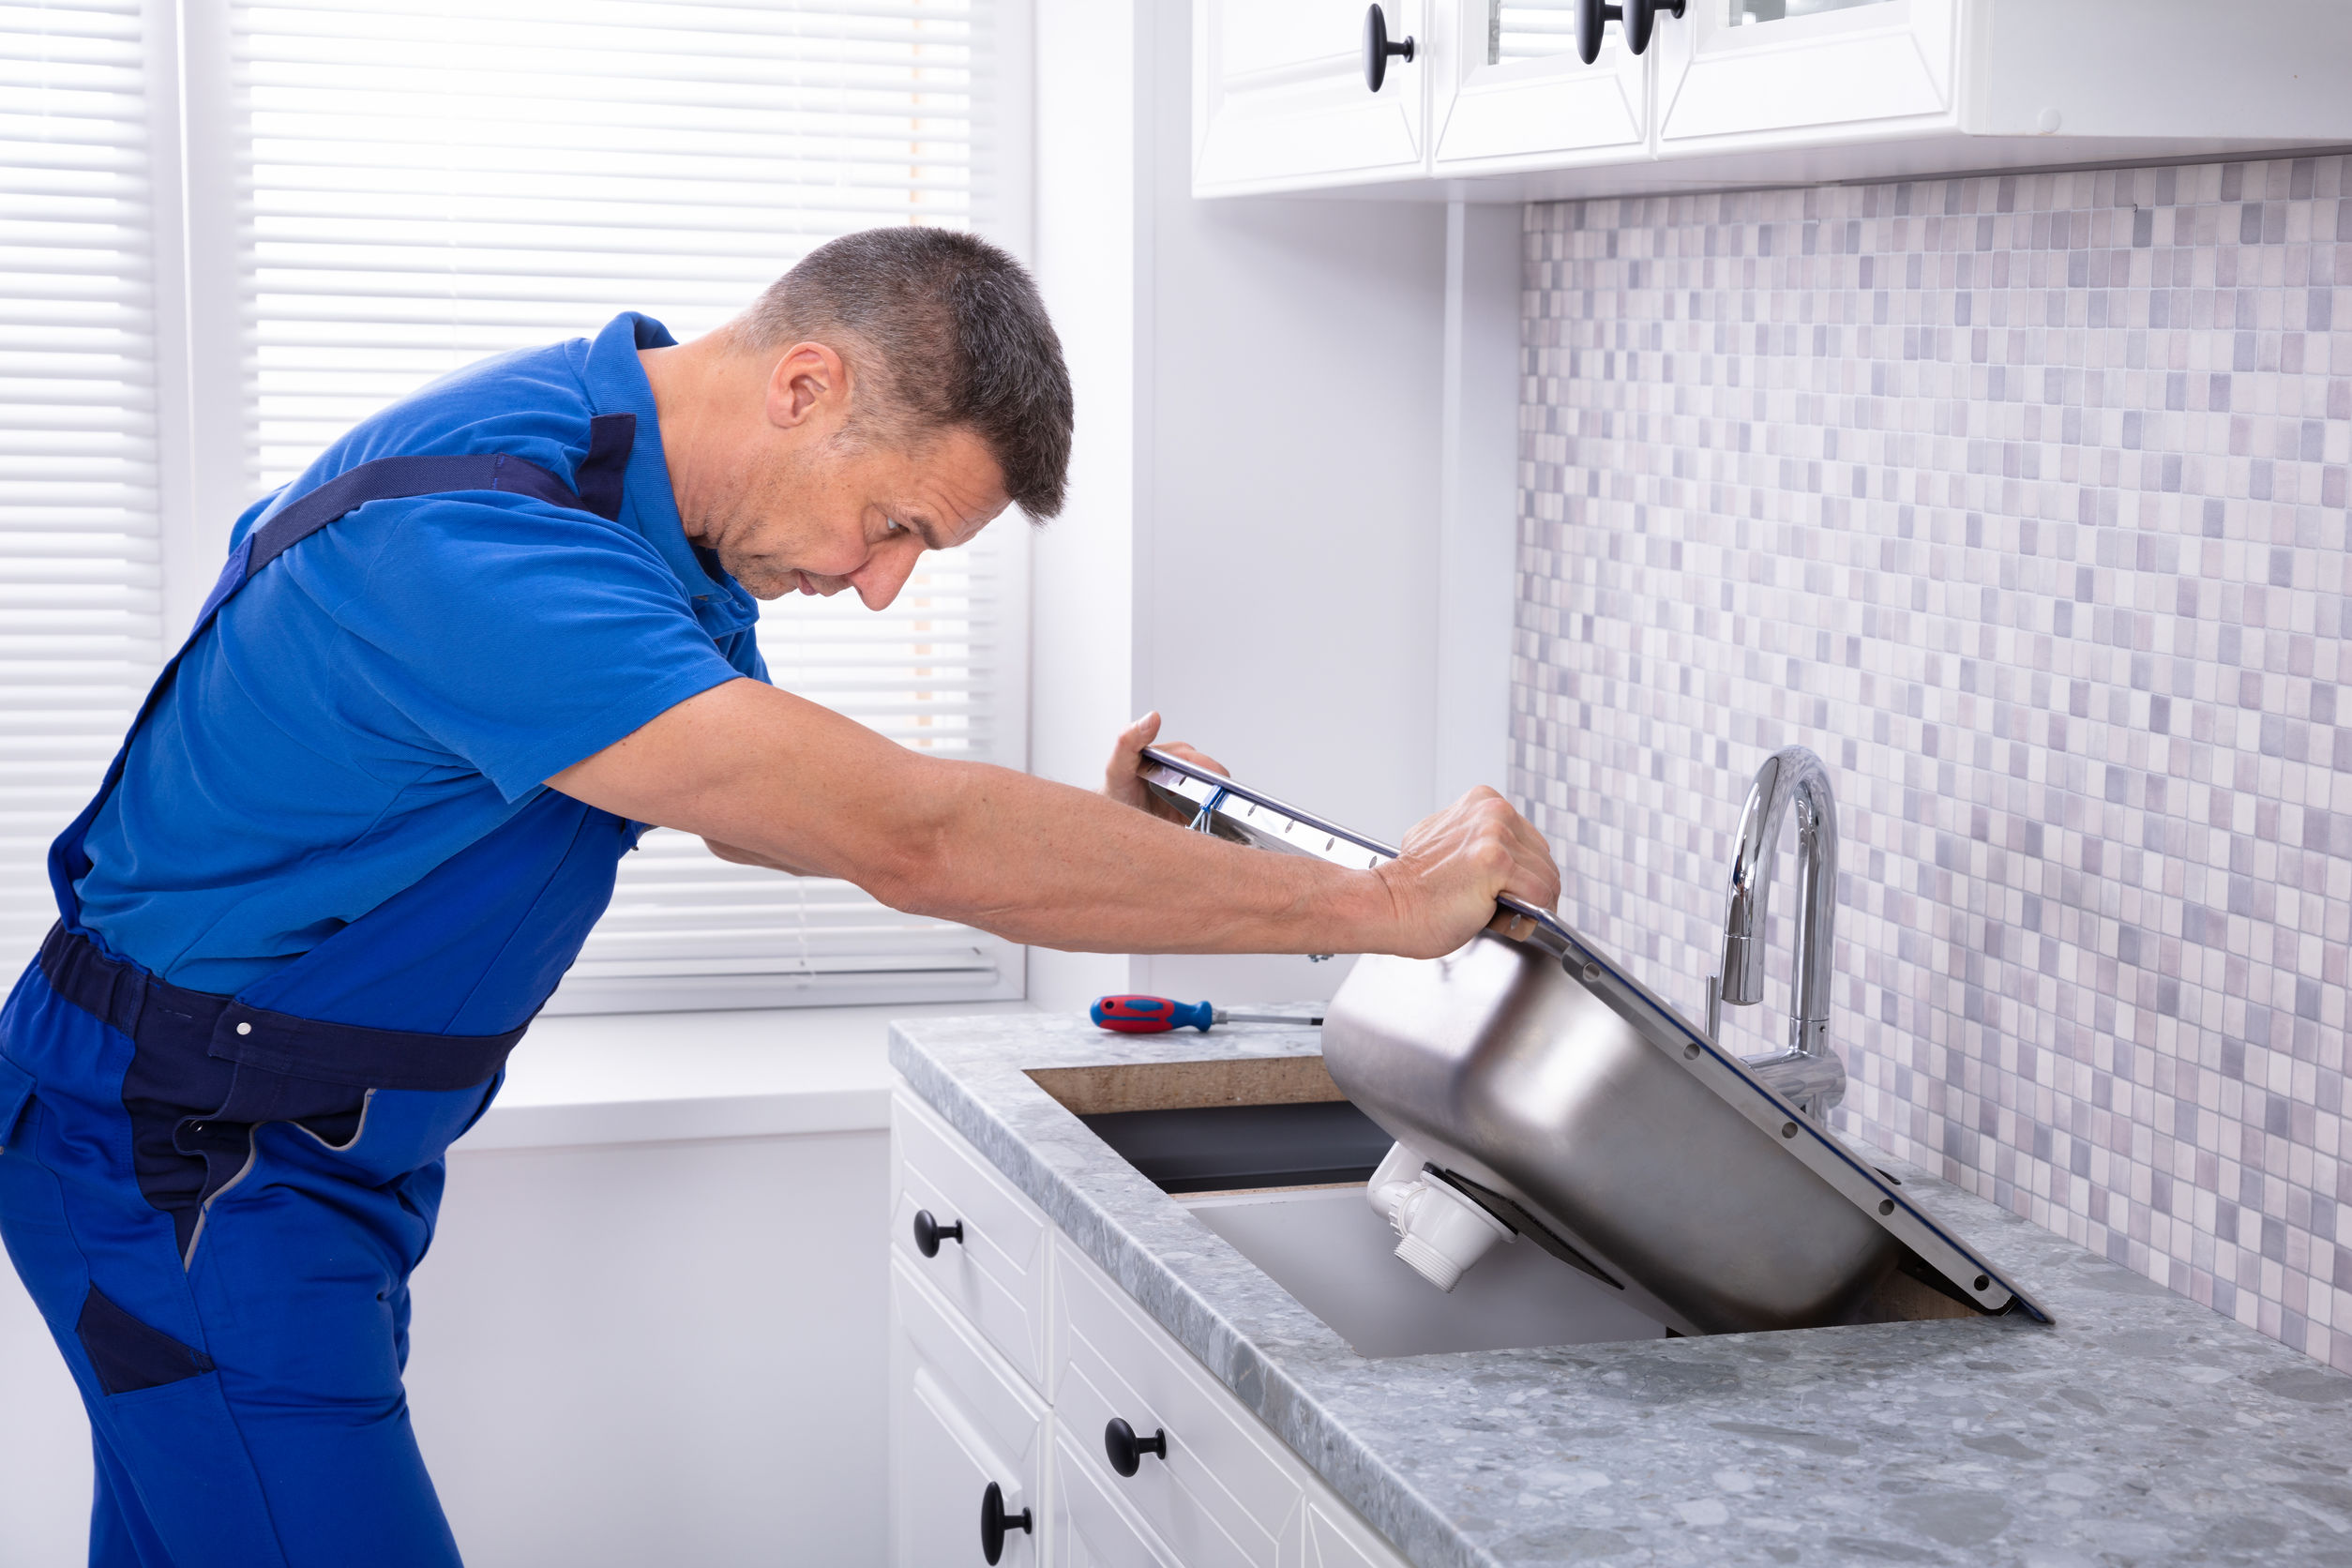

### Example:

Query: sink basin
xmin=1183 ymin=1184 xmax=1664 ymax=1357
xmin=1132 ymin=746 xmax=2048 ymax=1335
xmin=1030 ymin=1054 xmax=1983 ymax=1360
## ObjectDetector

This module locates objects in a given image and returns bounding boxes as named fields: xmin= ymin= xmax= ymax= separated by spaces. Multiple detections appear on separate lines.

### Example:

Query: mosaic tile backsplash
xmin=1513 ymin=155 xmax=2350 ymax=1370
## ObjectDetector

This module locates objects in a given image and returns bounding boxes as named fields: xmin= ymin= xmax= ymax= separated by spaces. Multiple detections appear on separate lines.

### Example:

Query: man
xmin=0 ymin=228 xmax=1559 ymax=1567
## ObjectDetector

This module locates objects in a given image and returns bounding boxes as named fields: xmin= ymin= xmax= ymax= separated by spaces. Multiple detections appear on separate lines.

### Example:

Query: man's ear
xmin=765 ymin=341 xmax=851 ymax=430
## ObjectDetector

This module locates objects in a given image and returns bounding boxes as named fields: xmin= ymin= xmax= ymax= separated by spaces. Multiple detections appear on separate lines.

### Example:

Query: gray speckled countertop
xmin=890 ymin=1015 xmax=2352 ymax=1568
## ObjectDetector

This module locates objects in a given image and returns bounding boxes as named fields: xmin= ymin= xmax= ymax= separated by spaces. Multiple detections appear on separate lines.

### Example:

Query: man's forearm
xmin=551 ymin=679 xmax=1542 ymax=960
xmin=554 ymin=680 xmax=1393 ymax=954
xmin=866 ymin=757 xmax=1397 ymax=955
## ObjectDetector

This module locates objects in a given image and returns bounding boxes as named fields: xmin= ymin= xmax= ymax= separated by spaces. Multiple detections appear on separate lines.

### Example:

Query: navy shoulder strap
xmin=248 ymin=412 xmax=637 ymax=572
xmin=48 ymin=413 xmax=641 ymax=927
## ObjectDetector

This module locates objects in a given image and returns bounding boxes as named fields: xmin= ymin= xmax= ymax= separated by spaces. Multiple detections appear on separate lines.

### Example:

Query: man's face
xmin=674 ymin=339 xmax=1013 ymax=610
xmin=702 ymin=421 xmax=1009 ymax=609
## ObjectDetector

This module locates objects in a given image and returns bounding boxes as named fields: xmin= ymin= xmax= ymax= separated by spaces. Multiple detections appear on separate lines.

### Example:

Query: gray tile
xmin=1517 ymin=154 xmax=2352 ymax=1376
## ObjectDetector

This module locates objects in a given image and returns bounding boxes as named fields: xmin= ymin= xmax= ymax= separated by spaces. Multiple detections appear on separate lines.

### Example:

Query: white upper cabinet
xmin=1430 ymin=0 xmax=1648 ymax=174
xmin=1194 ymin=0 xmax=1428 ymax=195
xmin=1652 ymin=0 xmax=1955 ymax=151
xmin=1196 ymin=0 xmax=2352 ymax=198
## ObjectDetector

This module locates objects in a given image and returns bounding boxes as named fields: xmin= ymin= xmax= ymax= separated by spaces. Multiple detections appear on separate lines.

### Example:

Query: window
xmin=0 ymin=0 xmax=172 ymax=962
xmin=0 ymin=0 xmax=1030 ymax=1010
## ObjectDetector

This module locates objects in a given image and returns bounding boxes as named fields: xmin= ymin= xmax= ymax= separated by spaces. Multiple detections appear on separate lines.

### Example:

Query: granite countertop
xmin=890 ymin=1014 xmax=2352 ymax=1568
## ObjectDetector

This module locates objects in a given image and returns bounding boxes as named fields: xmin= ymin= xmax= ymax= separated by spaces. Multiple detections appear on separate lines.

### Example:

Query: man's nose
xmin=851 ymin=539 xmax=921 ymax=611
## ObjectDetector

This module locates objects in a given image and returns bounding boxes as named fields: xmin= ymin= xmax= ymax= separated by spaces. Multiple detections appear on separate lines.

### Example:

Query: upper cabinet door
xmin=1653 ymin=0 xmax=1959 ymax=153
xmin=1194 ymin=0 xmax=1429 ymax=195
xmin=1430 ymin=0 xmax=1649 ymax=174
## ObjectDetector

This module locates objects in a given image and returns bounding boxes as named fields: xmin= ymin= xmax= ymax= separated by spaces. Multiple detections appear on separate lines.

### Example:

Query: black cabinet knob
xmin=1575 ymin=0 xmax=1685 ymax=64
xmin=1103 ymin=1416 xmax=1168 ymax=1478
xmin=912 ymin=1208 xmax=964 ymax=1259
xmin=1364 ymin=5 xmax=1415 ymax=93
xmin=978 ymin=1481 xmax=1032 ymax=1564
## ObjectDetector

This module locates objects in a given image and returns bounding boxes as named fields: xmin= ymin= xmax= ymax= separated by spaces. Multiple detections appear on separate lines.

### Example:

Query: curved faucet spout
xmin=1718 ymin=745 xmax=1840 ymax=1073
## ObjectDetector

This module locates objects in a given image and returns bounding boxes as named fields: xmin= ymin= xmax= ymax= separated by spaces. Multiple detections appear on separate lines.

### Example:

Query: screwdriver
xmin=1090 ymin=995 xmax=1325 ymax=1033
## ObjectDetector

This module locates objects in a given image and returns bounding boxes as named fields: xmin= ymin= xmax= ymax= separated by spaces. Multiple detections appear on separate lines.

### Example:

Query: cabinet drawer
xmin=1052 ymin=1235 xmax=1303 ymax=1568
xmin=1052 ymin=1429 xmax=1182 ymax=1568
xmin=893 ymin=1087 xmax=1052 ymax=1389
xmin=891 ymin=1258 xmax=1048 ymax=1568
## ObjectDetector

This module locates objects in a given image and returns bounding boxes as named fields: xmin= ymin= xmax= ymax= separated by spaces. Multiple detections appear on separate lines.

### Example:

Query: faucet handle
xmin=1704 ymin=972 xmax=1724 ymax=1042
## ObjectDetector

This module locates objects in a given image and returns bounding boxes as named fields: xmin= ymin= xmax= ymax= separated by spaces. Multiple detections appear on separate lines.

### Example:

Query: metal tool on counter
xmin=1091 ymin=995 xmax=1324 ymax=1033
xmin=1137 ymin=745 xmax=2049 ymax=1337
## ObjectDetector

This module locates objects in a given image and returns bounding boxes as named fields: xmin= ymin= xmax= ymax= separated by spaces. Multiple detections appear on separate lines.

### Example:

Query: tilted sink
xmin=1029 ymin=1056 xmax=1989 ymax=1361
xmin=1130 ymin=745 xmax=2050 ymax=1338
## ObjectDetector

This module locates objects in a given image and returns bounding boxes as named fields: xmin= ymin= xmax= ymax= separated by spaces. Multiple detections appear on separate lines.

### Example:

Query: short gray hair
xmin=729 ymin=228 xmax=1073 ymax=519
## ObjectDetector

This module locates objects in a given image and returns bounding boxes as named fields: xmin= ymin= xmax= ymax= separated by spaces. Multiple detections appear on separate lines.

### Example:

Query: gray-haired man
xmin=0 ymin=226 xmax=1557 ymax=1566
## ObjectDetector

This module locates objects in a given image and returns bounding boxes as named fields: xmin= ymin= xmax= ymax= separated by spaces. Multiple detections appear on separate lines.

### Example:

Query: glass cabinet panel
xmin=1493 ymin=0 xmax=1580 ymax=63
xmin=1437 ymin=0 xmax=1648 ymax=173
xmin=1727 ymin=0 xmax=1898 ymax=23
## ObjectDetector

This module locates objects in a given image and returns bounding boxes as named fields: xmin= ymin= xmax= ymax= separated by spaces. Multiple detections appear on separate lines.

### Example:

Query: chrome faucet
xmin=1707 ymin=746 xmax=1847 ymax=1123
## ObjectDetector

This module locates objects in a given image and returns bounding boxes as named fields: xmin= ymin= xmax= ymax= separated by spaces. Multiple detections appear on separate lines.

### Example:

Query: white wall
xmin=1433 ymin=201 xmax=1524 ymax=812
xmin=0 ymin=1130 xmax=892 ymax=1568
xmin=1026 ymin=0 xmax=1143 ymax=1015
xmin=1027 ymin=0 xmax=1460 ymax=1015
xmin=409 ymin=1130 xmax=888 ymax=1567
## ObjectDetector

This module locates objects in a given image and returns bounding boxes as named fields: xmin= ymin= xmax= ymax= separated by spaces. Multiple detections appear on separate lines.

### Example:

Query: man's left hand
xmin=1103 ymin=712 xmax=1228 ymax=824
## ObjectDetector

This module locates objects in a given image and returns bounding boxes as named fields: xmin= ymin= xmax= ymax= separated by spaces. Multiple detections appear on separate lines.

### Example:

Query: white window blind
xmin=0 ymin=0 xmax=1028 ymax=1008
xmin=0 ymin=0 xmax=168 ymax=957
xmin=220 ymin=0 xmax=1023 ymax=1012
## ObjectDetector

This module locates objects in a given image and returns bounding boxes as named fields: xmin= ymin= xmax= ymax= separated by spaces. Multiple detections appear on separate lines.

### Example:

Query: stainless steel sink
xmin=1328 ymin=936 xmax=1902 ymax=1334
xmin=1030 ymin=1055 xmax=2003 ymax=1359
xmin=1134 ymin=747 xmax=2051 ymax=1338
xmin=1183 ymin=1184 xmax=1664 ymax=1358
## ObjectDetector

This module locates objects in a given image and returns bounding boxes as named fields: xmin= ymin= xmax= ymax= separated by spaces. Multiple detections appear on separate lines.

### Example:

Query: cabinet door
xmin=1653 ymin=0 xmax=1958 ymax=152
xmin=1052 ymin=1432 xmax=1184 ymax=1568
xmin=1304 ymin=1500 xmax=1412 ymax=1568
xmin=1053 ymin=1237 xmax=1303 ymax=1568
xmin=1430 ymin=0 xmax=1649 ymax=173
xmin=894 ymin=1088 xmax=1053 ymax=1390
xmin=1194 ymin=0 xmax=1428 ymax=196
xmin=893 ymin=1259 xmax=1049 ymax=1568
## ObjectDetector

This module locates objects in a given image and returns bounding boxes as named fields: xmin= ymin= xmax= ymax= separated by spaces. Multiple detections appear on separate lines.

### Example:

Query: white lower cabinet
xmin=893 ymin=1079 xmax=1054 ymax=1388
xmin=891 ymin=1258 xmax=1048 ymax=1568
xmin=890 ymin=1089 xmax=1410 ymax=1568
xmin=1053 ymin=1239 xmax=1302 ymax=1568
xmin=1053 ymin=1431 xmax=1183 ymax=1568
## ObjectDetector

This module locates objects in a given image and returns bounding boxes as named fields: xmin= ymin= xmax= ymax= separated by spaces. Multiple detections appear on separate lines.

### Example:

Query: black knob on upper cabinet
xmin=912 ymin=1208 xmax=963 ymax=1258
xmin=1364 ymin=5 xmax=1415 ymax=93
xmin=1575 ymin=0 xmax=1685 ymax=64
xmin=1103 ymin=1417 xmax=1168 ymax=1478
xmin=978 ymin=1481 xmax=1032 ymax=1565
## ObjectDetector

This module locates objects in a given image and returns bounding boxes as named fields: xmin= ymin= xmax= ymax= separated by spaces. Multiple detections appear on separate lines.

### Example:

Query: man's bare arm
xmin=548 ymin=679 xmax=1559 ymax=958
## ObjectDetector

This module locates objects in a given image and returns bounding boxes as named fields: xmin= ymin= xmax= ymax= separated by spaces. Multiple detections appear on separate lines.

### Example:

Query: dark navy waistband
xmin=38 ymin=924 xmax=522 ymax=1093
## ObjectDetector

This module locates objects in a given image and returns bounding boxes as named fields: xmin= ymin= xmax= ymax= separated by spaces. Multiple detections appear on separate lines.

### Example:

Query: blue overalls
xmin=0 ymin=423 xmax=652 ymax=1566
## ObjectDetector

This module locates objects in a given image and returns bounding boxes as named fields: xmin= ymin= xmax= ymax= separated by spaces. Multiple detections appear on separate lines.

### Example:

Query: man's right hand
xmin=1371 ymin=787 xmax=1561 ymax=959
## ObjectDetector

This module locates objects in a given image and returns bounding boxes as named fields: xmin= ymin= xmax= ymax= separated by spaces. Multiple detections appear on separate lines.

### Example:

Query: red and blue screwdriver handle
xmin=1092 ymin=995 xmax=1218 ymax=1033
xmin=1090 ymin=995 xmax=1322 ymax=1033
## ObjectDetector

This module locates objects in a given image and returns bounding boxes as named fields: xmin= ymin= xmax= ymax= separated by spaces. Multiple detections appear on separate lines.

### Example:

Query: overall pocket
xmin=90 ymin=1367 xmax=289 ymax=1568
xmin=0 ymin=1052 xmax=33 ymax=1152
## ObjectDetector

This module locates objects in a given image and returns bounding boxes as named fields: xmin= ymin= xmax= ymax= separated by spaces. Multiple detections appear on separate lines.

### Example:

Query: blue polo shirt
xmin=73 ymin=312 xmax=766 ymax=994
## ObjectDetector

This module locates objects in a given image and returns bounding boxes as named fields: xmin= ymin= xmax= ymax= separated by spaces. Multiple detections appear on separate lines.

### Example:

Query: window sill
xmin=457 ymin=1000 xmax=1041 ymax=1152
